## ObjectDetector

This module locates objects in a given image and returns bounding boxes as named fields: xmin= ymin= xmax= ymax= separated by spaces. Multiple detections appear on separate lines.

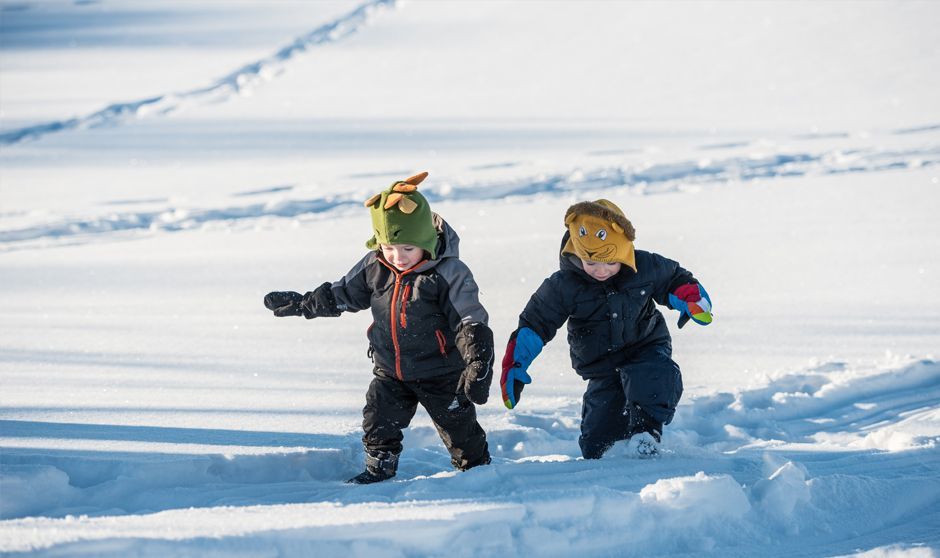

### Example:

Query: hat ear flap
xmin=610 ymin=222 xmax=624 ymax=234
xmin=364 ymin=193 xmax=381 ymax=207
xmin=397 ymin=196 xmax=418 ymax=214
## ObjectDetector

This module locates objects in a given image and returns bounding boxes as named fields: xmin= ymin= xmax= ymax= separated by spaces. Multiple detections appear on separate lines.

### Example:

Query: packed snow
xmin=1 ymin=1 xmax=938 ymax=556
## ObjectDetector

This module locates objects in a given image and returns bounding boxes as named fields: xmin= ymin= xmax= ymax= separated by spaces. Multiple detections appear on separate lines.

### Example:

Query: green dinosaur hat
xmin=363 ymin=171 xmax=439 ymax=259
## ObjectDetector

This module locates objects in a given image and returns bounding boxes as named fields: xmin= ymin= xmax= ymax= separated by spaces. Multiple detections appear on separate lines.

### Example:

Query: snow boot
xmin=454 ymin=452 xmax=491 ymax=472
xmin=631 ymin=431 xmax=661 ymax=458
xmin=346 ymin=450 xmax=399 ymax=484
xmin=624 ymin=402 xmax=663 ymax=458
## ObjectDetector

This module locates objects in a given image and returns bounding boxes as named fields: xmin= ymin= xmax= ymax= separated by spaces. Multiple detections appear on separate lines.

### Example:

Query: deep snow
xmin=1 ymin=1 xmax=939 ymax=556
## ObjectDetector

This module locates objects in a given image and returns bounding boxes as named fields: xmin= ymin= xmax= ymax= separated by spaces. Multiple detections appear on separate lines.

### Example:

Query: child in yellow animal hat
xmin=264 ymin=172 xmax=494 ymax=483
xmin=500 ymin=199 xmax=712 ymax=458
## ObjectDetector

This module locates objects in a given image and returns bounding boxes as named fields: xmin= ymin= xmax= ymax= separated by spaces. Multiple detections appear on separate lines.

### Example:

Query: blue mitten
xmin=500 ymin=327 xmax=543 ymax=409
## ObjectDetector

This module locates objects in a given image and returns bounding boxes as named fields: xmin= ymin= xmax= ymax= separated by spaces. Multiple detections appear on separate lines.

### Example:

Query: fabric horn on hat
xmin=403 ymin=172 xmax=428 ymax=185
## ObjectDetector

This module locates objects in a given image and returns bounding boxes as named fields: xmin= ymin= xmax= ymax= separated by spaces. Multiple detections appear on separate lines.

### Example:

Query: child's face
xmin=581 ymin=259 xmax=621 ymax=282
xmin=380 ymin=243 xmax=423 ymax=271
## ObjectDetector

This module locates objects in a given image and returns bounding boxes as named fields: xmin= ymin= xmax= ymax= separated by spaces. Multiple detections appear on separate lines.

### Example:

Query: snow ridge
xmin=0 ymin=0 xmax=396 ymax=146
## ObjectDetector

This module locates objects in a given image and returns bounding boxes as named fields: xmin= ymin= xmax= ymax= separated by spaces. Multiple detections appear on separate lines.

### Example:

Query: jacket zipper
xmin=400 ymin=284 xmax=411 ymax=329
xmin=379 ymin=258 xmax=426 ymax=381
xmin=435 ymin=330 xmax=447 ymax=357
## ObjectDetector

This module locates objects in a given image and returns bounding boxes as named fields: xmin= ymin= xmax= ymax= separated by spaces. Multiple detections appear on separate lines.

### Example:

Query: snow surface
xmin=1 ymin=1 xmax=939 ymax=556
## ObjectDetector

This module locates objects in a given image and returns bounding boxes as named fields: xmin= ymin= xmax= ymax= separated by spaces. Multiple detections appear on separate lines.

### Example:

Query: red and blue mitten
xmin=500 ymin=327 xmax=543 ymax=409
xmin=668 ymin=283 xmax=712 ymax=328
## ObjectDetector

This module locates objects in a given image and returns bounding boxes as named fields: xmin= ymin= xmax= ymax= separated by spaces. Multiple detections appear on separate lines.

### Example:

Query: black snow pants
xmin=578 ymin=341 xmax=683 ymax=459
xmin=362 ymin=370 xmax=490 ymax=470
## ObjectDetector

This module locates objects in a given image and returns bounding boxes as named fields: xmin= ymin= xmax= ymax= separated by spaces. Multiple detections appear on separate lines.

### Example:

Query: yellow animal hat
xmin=562 ymin=199 xmax=636 ymax=271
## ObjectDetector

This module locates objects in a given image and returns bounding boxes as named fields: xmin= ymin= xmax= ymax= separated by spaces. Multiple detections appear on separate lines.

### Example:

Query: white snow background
xmin=1 ymin=0 xmax=939 ymax=556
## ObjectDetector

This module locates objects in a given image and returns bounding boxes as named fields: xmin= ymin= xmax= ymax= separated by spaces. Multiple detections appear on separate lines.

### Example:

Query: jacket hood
xmin=411 ymin=213 xmax=459 ymax=273
xmin=434 ymin=213 xmax=460 ymax=259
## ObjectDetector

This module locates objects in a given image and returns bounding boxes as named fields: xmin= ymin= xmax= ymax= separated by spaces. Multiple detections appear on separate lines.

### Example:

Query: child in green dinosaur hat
xmin=264 ymin=172 xmax=494 ymax=484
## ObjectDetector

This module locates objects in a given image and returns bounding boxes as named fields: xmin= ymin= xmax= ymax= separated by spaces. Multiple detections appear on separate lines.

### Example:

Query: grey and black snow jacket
xmin=518 ymin=233 xmax=696 ymax=379
xmin=307 ymin=216 xmax=492 ymax=382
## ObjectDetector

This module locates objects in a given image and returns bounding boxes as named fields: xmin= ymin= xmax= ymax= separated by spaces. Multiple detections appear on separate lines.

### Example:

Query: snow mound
xmin=3 ymin=358 xmax=936 ymax=555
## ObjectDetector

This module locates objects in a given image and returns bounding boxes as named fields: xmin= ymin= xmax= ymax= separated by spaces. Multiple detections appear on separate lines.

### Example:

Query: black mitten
xmin=263 ymin=291 xmax=304 ymax=317
xmin=299 ymin=282 xmax=342 ymax=319
xmin=456 ymin=322 xmax=494 ymax=405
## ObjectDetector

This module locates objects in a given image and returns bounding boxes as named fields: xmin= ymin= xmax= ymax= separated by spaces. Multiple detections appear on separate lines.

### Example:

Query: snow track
xmin=1 ymin=137 xmax=937 ymax=250
xmin=0 ymin=0 xmax=395 ymax=146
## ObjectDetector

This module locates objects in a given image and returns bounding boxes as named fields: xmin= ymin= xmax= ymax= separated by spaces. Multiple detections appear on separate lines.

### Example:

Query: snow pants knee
xmin=579 ymin=341 xmax=683 ymax=459
xmin=361 ymin=371 xmax=490 ymax=470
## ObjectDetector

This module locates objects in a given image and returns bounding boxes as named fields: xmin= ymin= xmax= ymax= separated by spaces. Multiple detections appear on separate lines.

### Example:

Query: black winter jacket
xmin=519 ymin=233 xmax=695 ymax=378
xmin=328 ymin=216 xmax=492 ymax=382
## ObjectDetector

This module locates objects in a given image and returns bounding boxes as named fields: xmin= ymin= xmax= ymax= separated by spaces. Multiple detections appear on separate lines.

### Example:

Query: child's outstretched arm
xmin=501 ymin=275 xmax=573 ymax=409
xmin=264 ymin=286 xmax=341 ymax=318
xmin=263 ymin=253 xmax=376 ymax=319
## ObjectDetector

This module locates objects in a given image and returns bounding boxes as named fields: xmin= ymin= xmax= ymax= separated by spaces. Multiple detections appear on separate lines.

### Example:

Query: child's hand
xmin=264 ymin=291 xmax=304 ymax=317
xmin=500 ymin=328 xmax=543 ymax=409
xmin=457 ymin=322 xmax=495 ymax=405
xmin=264 ymin=284 xmax=341 ymax=319
xmin=460 ymin=360 xmax=493 ymax=405
xmin=501 ymin=365 xmax=531 ymax=410
xmin=668 ymin=283 xmax=712 ymax=328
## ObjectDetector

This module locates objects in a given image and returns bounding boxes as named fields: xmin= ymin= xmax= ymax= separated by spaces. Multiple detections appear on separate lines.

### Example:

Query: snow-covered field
xmin=1 ymin=1 xmax=938 ymax=556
